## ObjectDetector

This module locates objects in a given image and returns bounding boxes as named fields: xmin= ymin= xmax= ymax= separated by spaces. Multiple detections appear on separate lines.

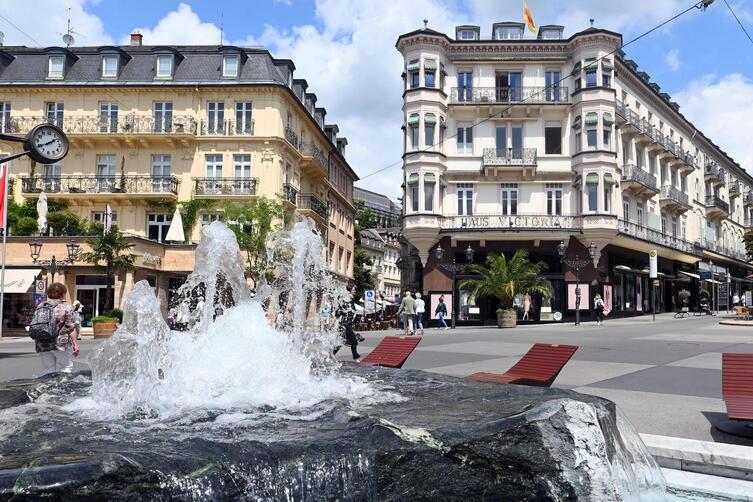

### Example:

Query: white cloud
xmin=0 ymin=0 xmax=112 ymax=46
xmin=665 ymin=49 xmax=681 ymax=71
xmin=120 ymin=3 xmax=222 ymax=45
xmin=674 ymin=73 xmax=753 ymax=172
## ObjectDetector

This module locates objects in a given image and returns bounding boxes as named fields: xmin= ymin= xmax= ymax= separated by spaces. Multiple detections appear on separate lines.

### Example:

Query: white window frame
xmin=206 ymin=102 xmax=225 ymax=135
xmin=48 ymin=55 xmax=64 ymax=79
xmin=223 ymin=55 xmax=239 ymax=77
xmin=546 ymin=183 xmax=563 ymax=216
xmin=147 ymin=212 xmax=173 ymax=243
xmin=457 ymin=183 xmax=474 ymax=216
xmin=46 ymin=102 xmax=64 ymax=128
xmin=500 ymin=183 xmax=518 ymax=216
xmin=92 ymin=211 xmax=118 ymax=226
xmin=151 ymin=154 xmax=172 ymax=192
xmin=156 ymin=55 xmax=173 ymax=78
xmin=459 ymin=30 xmax=476 ymax=40
xmin=457 ymin=123 xmax=473 ymax=155
xmin=235 ymin=102 xmax=253 ymax=135
xmin=102 ymin=55 xmax=118 ymax=78
xmin=623 ymin=195 xmax=630 ymax=221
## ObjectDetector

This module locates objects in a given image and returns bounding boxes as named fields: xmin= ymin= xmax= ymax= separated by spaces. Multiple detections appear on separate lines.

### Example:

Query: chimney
xmin=130 ymin=32 xmax=143 ymax=46
xmin=336 ymin=137 xmax=348 ymax=155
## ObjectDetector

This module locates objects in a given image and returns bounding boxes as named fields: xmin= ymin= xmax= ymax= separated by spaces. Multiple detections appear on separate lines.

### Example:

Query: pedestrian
xmin=594 ymin=293 xmax=605 ymax=326
xmin=28 ymin=282 xmax=79 ymax=376
xmin=414 ymin=292 xmax=425 ymax=335
xmin=71 ymin=300 xmax=83 ymax=341
xmin=397 ymin=290 xmax=416 ymax=335
xmin=733 ymin=293 xmax=740 ymax=307
xmin=435 ymin=295 xmax=449 ymax=329
xmin=335 ymin=285 xmax=361 ymax=361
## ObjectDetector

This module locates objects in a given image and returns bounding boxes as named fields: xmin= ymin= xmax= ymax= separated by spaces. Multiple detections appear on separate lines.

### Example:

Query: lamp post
xmin=29 ymin=239 xmax=81 ymax=283
xmin=434 ymin=243 xmax=474 ymax=329
xmin=558 ymin=240 xmax=598 ymax=326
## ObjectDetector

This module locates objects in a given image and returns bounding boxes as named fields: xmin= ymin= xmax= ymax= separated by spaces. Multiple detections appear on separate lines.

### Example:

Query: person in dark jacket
xmin=435 ymin=295 xmax=449 ymax=329
xmin=335 ymin=286 xmax=361 ymax=361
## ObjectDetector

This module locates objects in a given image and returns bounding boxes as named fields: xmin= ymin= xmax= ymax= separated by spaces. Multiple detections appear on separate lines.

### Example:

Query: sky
xmin=1 ymin=0 xmax=752 ymax=200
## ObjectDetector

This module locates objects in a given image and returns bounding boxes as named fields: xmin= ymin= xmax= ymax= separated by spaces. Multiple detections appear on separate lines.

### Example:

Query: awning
xmin=572 ymin=62 xmax=581 ymax=74
xmin=1 ymin=269 xmax=40 ymax=294
xmin=406 ymin=173 xmax=419 ymax=185
xmin=424 ymin=173 xmax=436 ymax=183
xmin=424 ymin=113 xmax=437 ymax=125
xmin=406 ymin=60 xmax=420 ymax=71
xmin=603 ymin=173 xmax=616 ymax=186
xmin=679 ymin=271 xmax=701 ymax=280
xmin=423 ymin=60 xmax=437 ymax=71
xmin=572 ymin=115 xmax=582 ymax=129
xmin=704 ymin=279 xmax=722 ymax=285
xmin=585 ymin=112 xmax=598 ymax=127
xmin=602 ymin=60 xmax=613 ymax=72
xmin=585 ymin=173 xmax=599 ymax=184
xmin=584 ymin=58 xmax=598 ymax=70
xmin=603 ymin=112 xmax=614 ymax=126
xmin=731 ymin=275 xmax=753 ymax=283
xmin=407 ymin=114 xmax=419 ymax=126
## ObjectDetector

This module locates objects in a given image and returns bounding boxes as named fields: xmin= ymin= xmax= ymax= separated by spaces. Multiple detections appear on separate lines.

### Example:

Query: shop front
xmin=1 ymin=268 xmax=42 ymax=335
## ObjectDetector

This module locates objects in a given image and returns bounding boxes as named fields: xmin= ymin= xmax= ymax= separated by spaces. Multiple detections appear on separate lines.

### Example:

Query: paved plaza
xmin=2 ymin=313 xmax=752 ymax=446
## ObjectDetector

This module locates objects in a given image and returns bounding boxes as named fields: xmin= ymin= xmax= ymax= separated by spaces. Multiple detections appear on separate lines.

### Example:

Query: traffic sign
xmin=35 ymin=278 xmax=47 ymax=295
xmin=649 ymin=250 xmax=658 ymax=279
xmin=699 ymin=271 xmax=712 ymax=281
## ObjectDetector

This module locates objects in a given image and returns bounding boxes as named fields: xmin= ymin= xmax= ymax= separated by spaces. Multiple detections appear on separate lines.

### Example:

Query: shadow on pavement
xmin=702 ymin=411 xmax=753 ymax=446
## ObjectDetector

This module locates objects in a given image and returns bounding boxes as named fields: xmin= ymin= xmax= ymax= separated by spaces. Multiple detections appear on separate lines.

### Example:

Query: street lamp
xmin=29 ymin=239 xmax=81 ymax=282
xmin=435 ymin=242 xmax=474 ymax=329
xmin=558 ymin=240 xmax=598 ymax=326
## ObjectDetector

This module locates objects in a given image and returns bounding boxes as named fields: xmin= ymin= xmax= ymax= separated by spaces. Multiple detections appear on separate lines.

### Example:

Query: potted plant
xmin=91 ymin=315 xmax=119 ymax=338
xmin=459 ymin=250 xmax=553 ymax=329
xmin=678 ymin=289 xmax=690 ymax=307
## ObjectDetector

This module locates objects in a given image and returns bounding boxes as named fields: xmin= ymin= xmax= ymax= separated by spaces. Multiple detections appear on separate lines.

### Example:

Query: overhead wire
xmin=722 ymin=0 xmax=753 ymax=45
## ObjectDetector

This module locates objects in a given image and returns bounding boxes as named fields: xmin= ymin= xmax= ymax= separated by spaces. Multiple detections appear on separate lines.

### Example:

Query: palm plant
xmin=458 ymin=250 xmax=553 ymax=313
xmin=80 ymin=228 xmax=135 ymax=313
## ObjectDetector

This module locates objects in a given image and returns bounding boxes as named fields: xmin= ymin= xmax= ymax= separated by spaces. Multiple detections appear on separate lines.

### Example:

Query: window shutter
xmin=586 ymin=173 xmax=599 ymax=184
xmin=407 ymin=114 xmax=420 ymax=126
xmin=406 ymin=60 xmax=420 ymax=71
xmin=424 ymin=113 xmax=437 ymax=125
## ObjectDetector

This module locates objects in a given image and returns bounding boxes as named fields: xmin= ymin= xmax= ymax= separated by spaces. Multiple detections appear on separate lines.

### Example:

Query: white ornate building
xmin=397 ymin=23 xmax=752 ymax=325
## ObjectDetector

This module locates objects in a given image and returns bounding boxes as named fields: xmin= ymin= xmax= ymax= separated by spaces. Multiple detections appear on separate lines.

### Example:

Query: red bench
xmin=722 ymin=353 xmax=753 ymax=421
xmin=360 ymin=336 xmax=422 ymax=368
xmin=466 ymin=343 xmax=579 ymax=387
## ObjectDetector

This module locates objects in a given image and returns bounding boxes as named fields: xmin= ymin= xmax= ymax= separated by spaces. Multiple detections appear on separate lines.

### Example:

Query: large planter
xmin=93 ymin=321 xmax=118 ymax=339
xmin=497 ymin=310 xmax=517 ymax=329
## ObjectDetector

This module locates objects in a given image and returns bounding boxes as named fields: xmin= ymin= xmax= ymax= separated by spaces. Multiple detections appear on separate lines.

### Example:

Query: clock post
xmin=0 ymin=123 xmax=70 ymax=337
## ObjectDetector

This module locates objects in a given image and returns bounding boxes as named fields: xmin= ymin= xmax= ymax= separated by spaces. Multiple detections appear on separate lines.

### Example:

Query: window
xmin=201 ymin=212 xmax=222 ymax=226
xmin=156 ymin=55 xmax=173 ymax=78
xmin=623 ymin=196 xmax=630 ymax=220
xmin=408 ymin=60 xmax=420 ymax=89
xmin=147 ymin=213 xmax=173 ymax=242
xmin=48 ymin=56 xmax=64 ymax=78
xmin=602 ymin=72 xmax=611 ymax=87
xmin=206 ymin=102 xmax=225 ymax=135
xmin=235 ymin=102 xmax=253 ymax=135
xmin=500 ymin=183 xmax=518 ymax=216
xmin=457 ymin=183 xmax=473 ymax=215
xmin=459 ymin=30 xmax=476 ymax=40
xmin=153 ymin=102 xmax=173 ymax=133
xmin=424 ymin=114 xmax=436 ymax=150
xmin=92 ymin=211 xmax=118 ymax=226
xmin=671 ymin=216 xmax=678 ymax=238
xmin=495 ymin=26 xmax=521 ymax=40
xmin=575 ymin=132 xmax=582 ymax=153
xmin=603 ymin=113 xmax=613 ymax=150
xmin=42 ymin=162 xmax=62 ymax=192
xmin=223 ymin=55 xmax=239 ymax=77
xmin=408 ymin=114 xmax=419 ymax=150
xmin=0 ymin=102 xmax=9 ymax=133
xmin=102 ymin=55 xmax=118 ymax=77
xmin=457 ymin=124 xmax=473 ymax=154
xmin=338 ymin=247 xmax=344 ymax=274
xmin=205 ymin=154 xmax=223 ymax=194
xmin=636 ymin=202 xmax=644 ymax=225
xmin=585 ymin=67 xmax=597 ymax=87
xmin=151 ymin=155 xmax=171 ymax=192
xmin=424 ymin=177 xmax=434 ymax=212
xmin=545 ymin=124 xmax=562 ymax=154
xmin=661 ymin=213 xmax=667 ymax=234
xmin=96 ymin=155 xmax=116 ymax=191
xmin=457 ymin=71 xmax=472 ymax=102
xmin=545 ymin=71 xmax=560 ymax=101
xmin=346 ymin=251 xmax=352 ymax=275
xmin=46 ymin=102 xmax=64 ymax=128
xmin=546 ymin=183 xmax=563 ymax=216
xmin=585 ymin=112 xmax=598 ymax=150
xmin=424 ymin=60 xmax=436 ymax=87
xmin=99 ymin=102 xmax=118 ymax=133
xmin=233 ymin=154 xmax=253 ymax=194
xmin=328 ymin=242 xmax=335 ymax=269
xmin=586 ymin=176 xmax=598 ymax=212
xmin=604 ymin=184 xmax=612 ymax=212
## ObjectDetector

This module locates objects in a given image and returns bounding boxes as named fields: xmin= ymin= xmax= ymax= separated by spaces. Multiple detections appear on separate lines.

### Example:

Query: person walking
xmin=414 ymin=293 xmax=425 ymax=335
xmin=71 ymin=300 xmax=83 ymax=341
xmin=335 ymin=286 xmax=361 ymax=361
xmin=594 ymin=293 xmax=605 ymax=326
xmin=397 ymin=290 xmax=416 ymax=335
xmin=436 ymin=295 xmax=449 ymax=329
xmin=29 ymin=282 xmax=79 ymax=376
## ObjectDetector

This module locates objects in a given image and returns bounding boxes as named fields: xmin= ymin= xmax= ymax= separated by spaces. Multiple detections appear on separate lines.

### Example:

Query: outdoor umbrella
xmin=165 ymin=208 xmax=185 ymax=242
xmin=36 ymin=191 xmax=47 ymax=235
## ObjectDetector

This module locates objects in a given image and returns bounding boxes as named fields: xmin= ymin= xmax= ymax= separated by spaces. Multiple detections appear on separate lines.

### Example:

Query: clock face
xmin=27 ymin=124 xmax=69 ymax=163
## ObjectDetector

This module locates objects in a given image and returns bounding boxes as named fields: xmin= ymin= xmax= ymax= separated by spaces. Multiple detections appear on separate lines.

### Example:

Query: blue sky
xmin=1 ymin=0 xmax=752 ymax=198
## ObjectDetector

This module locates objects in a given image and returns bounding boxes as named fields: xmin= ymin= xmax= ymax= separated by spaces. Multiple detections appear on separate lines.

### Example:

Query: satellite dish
xmin=63 ymin=33 xmax=75 ymax=47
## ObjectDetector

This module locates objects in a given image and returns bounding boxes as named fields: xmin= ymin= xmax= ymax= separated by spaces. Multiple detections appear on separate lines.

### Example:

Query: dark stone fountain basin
xmin=0 ymin=366 xmax=663 ymax=501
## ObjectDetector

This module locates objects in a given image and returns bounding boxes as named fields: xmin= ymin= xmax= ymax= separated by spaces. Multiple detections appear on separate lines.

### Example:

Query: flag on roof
xmin=524 ymin=2 xmax=537 ymax=34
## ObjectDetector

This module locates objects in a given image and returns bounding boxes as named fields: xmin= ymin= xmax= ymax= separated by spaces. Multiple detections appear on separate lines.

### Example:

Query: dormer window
xmin=495 ymin=26 xmax=522 ymax=40
xmin=223 ymin=55 xmax=239 ymax=77
xmin=156 ymin=55 xmax=173 ymax=78
xmin=459 ymin=30 xmax=477 ymax=40
xmin=102 ymin=55 xmax=118 ymax=78
xmin=48 ymin=55 xmax=64 ymax=78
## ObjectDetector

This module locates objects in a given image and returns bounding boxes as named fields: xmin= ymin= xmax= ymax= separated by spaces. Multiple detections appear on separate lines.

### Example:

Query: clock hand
xmin=38 ymin=139 xmax=57 ymax=147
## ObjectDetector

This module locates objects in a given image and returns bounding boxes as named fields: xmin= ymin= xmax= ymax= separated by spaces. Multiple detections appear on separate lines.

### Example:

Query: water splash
xmin=78 ymin=220 xmax=387 ymax=420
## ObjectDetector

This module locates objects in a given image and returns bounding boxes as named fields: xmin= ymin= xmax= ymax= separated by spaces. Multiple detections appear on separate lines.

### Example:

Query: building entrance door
xmin=75 ymin=285 xmax=111 ymax=327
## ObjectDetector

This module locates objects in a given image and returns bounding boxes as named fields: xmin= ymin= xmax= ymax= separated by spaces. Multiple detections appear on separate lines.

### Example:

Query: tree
xmin=354 ymin=200 xmax=378 ymax=240
xmin=458 ymin=250 xmax=553 ymax=312
xmin=219 ymin=196 xmax=285 ymax=284
xmin=745 ymin=232 xmax=753 ymax=260
xmin=353 ymin=247 xmax=374 ymax=300
xmin=80 ymin=228 xmax=135 ymax=313
xmin=148 ymin=198 xmax=215 ymax=242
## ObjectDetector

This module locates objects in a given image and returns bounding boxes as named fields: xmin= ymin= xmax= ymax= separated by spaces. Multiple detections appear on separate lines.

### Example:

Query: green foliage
xmin=745 ymin=232 xmax=753 ymax=261
xmin=219 ymin=196 xmax=285 ymax=282
xmin=458 ymin=250 xmax=553 ymax=310
xmin=353 ymin=246 xmax=374 ymax=299
xmin=106 ymin=308 xmax=123 ymax=322
xmin=7 ymin=199 xmax=70 ymax=235
xmin=148 ymin=198 xmax=215 ymax=241
xmin=678 ymin=289 xmax=691 ymax=300
xmin=80 ymin=228 xmax=136 ymax=311
xmin=13 ymin=216 xmax=37 ymax=236
xmin=354 ymin=200 xmax=378 ymax=241
xmin=91 ymin=316 xmax=119 ymax=324
xmin=46 ymin=211 xmax=85 ymax=235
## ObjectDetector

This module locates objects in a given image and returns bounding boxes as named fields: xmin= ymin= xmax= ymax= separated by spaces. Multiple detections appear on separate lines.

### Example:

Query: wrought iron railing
xmin=450 ymin=86 xmax=569 ymax=104
xmin=618 ymin=219 xmax=700 ymax=255
xmin=745 ymin=192 xmax=753 ymax=206
xmin=282 ymin=183 xmax=299 ymax=205
xmin=683 ymin=153 xmax=697 ymax=170
xmin=199 ymin=119 xmax=254 ymax=136
xmin=729 ymin=181 xmax=741 ymax=197
xmin=304 ymin=143 xmax=328 ymax=171
xmin=660 ymin=185 xmax=690 ymax=207
xmin=705 ymin=163 xmax=725 ymax=184
xmin=482 ymin=148 xmax=537 ymax=166
xmin=621 ymin=164 xmax=657 ymax=190
xmin=299 ymin=193 xmax=328 ymax=220
xmin=615 ymin=99 xmax=625 ymax=118
xmin=285 ymin=127 xmax=299 ymax=149
xmin=703 ymin=239 xmax=747 ymax=261
xmin=7 ymin=115 xmax=199 ymax=135
xmin=21 ymin=175 xmax=179 ymax=195
xmin=705 ymin=194 xmax=729 ymax=214
xmin=193 ymin=177 xmax=258 ymax=196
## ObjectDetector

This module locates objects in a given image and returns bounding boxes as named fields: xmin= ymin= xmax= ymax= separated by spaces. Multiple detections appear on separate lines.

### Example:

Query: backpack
xmin=29 ymin=302 xmax=59 ymax=343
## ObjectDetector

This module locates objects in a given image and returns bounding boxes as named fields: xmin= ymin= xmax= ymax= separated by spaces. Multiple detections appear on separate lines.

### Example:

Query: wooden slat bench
xmin=360 ymin=336 xmax=422 ymax=369
xmin=466 ymin=343 xmax=579 ymax=387
xmin=722 ymin=353 xmax=753 ymax=421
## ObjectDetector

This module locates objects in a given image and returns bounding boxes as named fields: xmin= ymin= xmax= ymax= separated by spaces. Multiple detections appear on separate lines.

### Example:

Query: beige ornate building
xmin=0 ymin=36 xmax=357 ymax=334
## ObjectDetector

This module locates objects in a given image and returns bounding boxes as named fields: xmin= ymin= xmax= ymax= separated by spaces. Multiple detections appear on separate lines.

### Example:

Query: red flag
xmin=0 ymin=164 xmax=8 ymax=232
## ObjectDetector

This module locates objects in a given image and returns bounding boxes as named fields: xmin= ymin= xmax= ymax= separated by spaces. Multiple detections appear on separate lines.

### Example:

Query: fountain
xmin=0 ymin=220 xmax=672 ymax=500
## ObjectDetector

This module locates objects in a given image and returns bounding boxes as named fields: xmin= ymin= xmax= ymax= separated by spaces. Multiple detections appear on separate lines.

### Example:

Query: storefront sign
xmin=141 ymin=253 xmax=162 ymax=267
xmin=649 ymin=250 xmax=658 ymax=279
xmin=699 ymin=271 xmax=712 ymax=281
xmin=441 ymin=215 xmax=576 ymax=231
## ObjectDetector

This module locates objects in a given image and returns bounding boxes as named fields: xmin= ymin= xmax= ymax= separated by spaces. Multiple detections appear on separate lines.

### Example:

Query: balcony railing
xmin=618 ymin=219 xmax=699 ymax=256
xmin=282 ymin=183 xmax=299 ymax=205
xmin=21 ymin=175 xmax=180 ymax=195
xmin=621 ymin=164 xmax=657 ymax=190
xmin=299 ymin=193 xmax=328 ymax=220
xmin=683 ymin=153 xmax=697 ymax=170
xmin=660 ymin=185 xmax=690 ymax=207
xmin=304 ymin=143 xmax=328 ymax=171
xmin=440 ymin=213 xmax=578 ymax=232
xmin=482 ymin=148 xmax=537 ymax=166
xmin=705 ymin=194 xmax=729 ymax=214
xmin=705 ymin=163 xmax=726 ymax=184
xmin=615 ymin=99 xmax=626 ymax=118
xmin=450 ymin=86 xmax=569 ymax=104
xmin=8 ymin=115 xmax=200 ymax=135
xmin=729 ymin=181 xmax=741 ymax=197
xmin=199 ymin=119 xmax=255 ymax=136
xmin=703 ymin=239 xmax=747 ymax=262
xmin=285 ymin=127 xmax=299 ymax=149
xmin=193 ymin=177 xmax=258 ymax=196
xmin=745 ymin=192 xmax=753 ymax=206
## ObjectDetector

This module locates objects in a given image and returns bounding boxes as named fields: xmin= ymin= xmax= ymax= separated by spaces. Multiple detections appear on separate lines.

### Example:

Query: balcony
xmin=704 ymin=163 xmax=726 ymax=186
xmin=449 ymin=86 xmax=569 ymax=104
xmin=285 ymin=127 xmax=299 ymax=150
xmin=703 ymin=239 xmax=748 ymax=262
xmin=744 ymin=218 xmax=753 ymax=229
xmin=439 ymin=213 xmax=579 ymax=233
xmin=618 ymin=219 xmax=700 ymax=256
xmin=705 ymin=194 xmax=729 ymax=219
xmin=745 ymin=192 xmax=753 ymax=207
xmin=7 ymin=115 xmax=199 ymax=138
xmin=298 ymin=193 xmax=328 ymax=221
xmin=659 ymin=185 xmax=690 ymax=213
xmin=21 ymin=175 xmax=179 ymax=196
xmin=615 ymin=100 xmax=626 ymax=120
xmin=199 ymin=119 xmax=255 ymax=136
xmin=619 ymin=108 xmax=641 ymax=135
xmin=193 ymin=177 xmax=258 ymax=196
xmin=282 ymin=183 xmax=299 ymax=205
xmin=620 ymin=164 xmax=658 ymax=198
xmin=729 ymin=181 xmax=742 ymax=198
xmin=679 ymin=152 xmax=697 ymax=174
xmin=303 ymin=143 xmax=328 ymax=172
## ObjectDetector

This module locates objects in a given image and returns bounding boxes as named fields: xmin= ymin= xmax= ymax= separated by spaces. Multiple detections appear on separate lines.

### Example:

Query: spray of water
xmin=77 ymin=220 xmax=389 ymax=420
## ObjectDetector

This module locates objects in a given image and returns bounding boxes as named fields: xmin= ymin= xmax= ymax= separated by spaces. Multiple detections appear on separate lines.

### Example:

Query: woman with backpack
xmin=594 ymin=293 xmax=606 ymax=326
xmin=30 ymin=282 xmax=79 ymax=375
